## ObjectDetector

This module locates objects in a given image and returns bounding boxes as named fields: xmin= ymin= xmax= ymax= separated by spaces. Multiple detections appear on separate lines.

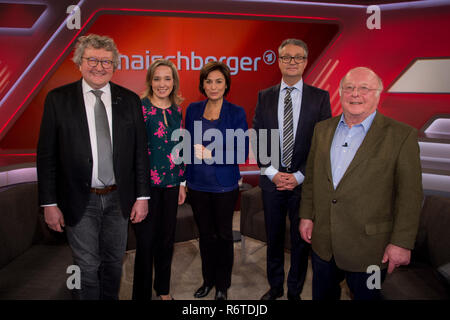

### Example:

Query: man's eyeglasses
xmin=82 ymin=57 xmax=114 ymax=69
xmin=341 ymin=85 xmax=380 ymax=95
xmin=279 ymin=55 xmax=307 ymax=64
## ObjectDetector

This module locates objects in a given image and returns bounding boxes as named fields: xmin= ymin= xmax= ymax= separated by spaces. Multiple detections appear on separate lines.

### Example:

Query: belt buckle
xmin=91 ymin=185 xmax=116 ymax=195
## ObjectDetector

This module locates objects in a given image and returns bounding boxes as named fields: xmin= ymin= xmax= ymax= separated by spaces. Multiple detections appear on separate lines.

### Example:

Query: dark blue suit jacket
xmin=253 ymin=82 xmax=331 ymax=191
xmin=184 ymin=99 xmax=249 ymax=188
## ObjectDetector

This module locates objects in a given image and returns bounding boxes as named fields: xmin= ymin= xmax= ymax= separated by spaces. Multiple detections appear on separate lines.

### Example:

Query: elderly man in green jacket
xmin=299 ymin=67 xmax=423 ymax=300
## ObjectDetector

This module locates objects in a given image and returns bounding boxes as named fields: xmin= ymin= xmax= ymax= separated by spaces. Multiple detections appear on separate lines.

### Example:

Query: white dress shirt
xmin=83 ymin=80 xmax=149 ymax=200
xmin=42 ymin=79 xmax=149 ymax=207
xmin=262 ymin=78 xmax=305 ymax=185
xmin=81 ymin=79 xmax=116 ymax=188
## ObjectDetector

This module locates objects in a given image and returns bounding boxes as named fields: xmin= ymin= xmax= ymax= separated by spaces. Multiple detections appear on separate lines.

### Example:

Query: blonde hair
xmin=142 ymin=59 xmax=183 ymax=105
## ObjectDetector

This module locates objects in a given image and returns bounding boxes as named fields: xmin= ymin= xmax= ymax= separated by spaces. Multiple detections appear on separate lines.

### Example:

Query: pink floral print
xmin=167 ymin=154 xmax=176 ymax=170
xmin=154 ymin=121 xmax=167 ymax=138
xmin=151 ymin=169 xmax=161 ymax=185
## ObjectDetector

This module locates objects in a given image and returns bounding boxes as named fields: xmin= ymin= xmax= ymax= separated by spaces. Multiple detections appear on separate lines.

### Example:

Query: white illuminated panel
xmin=424 ymin=118 xmax=450 ymax=136
xmin=389 ymin=59 xmax=450 ymax=93
xmin=419 ymin=141 xmax=450 ymax=162
xmin=422 ymin=173 xmax=450 ymax=193
xmin=0 ymin=167 xmax=37 ymax=187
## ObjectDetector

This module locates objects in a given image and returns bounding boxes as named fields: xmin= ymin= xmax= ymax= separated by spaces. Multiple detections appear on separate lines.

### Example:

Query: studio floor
xmin=119 ymin=211 xmax=351 ymax=300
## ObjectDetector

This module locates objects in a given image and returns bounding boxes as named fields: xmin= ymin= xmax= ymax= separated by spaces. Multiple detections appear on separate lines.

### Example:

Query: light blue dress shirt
xmin=330 ymin=111 xmax=377 ymax=189
xmin=264 ymin=78 xmax=305 ymax=184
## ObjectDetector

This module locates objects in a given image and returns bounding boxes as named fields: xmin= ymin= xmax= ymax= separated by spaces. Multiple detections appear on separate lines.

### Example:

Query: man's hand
xmin=280 ymin=173 xmax=298 ymax=190
xmin=273 ymin=172 xmax=298 ymax=191
xmin=272 ymin=172 xmax=285 ymax=188
xmin=194 ymin=144 xmax=212 ymax=160
xmin=130 ymin=199 xmax=148 ymax=224
xmin=44 ymin=206 xmax=65 ymax=232
xmin=178 ymin=186 xmax=186 ymax=205
xmin=299 ymin=218 xmax=314 ymax=244
xmin=382 ymin=243 xmax=411 ymax=274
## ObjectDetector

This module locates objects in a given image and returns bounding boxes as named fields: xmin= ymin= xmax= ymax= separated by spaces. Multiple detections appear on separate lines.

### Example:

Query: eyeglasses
xmin=341 ymin=85 xmax=381 ymax=95
xmin=279 ymin=55 xmax=307 ymax=64
xmin=82 ymin=57 xmax=114 ymax=69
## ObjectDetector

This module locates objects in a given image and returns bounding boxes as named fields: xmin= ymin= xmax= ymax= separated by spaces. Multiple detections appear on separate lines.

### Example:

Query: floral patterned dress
xmin=141 ymin=97 xmax=185 ymax=187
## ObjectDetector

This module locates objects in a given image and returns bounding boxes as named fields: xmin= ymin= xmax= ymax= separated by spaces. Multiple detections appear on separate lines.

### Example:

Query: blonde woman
xmin=132 ymin=59 xmax=186 ymax=300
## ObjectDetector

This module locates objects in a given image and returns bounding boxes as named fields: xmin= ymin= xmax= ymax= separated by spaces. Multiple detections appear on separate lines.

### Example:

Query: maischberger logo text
xmin=118 ymin=50 xmax=277 ymax=75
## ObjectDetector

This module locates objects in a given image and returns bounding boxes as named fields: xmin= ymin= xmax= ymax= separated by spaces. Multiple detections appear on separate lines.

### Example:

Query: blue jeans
xmin=66 ymin=190 xmax=128 ymax=300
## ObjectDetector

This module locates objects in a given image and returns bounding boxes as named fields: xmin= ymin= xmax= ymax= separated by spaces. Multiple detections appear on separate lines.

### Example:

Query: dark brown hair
xmin=199 ymin=61 xmax=231 ymax=97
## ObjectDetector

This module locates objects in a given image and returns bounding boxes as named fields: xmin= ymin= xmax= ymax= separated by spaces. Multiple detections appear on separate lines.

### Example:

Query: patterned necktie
xmin=92 ymin=90 xmax=114 ymax=186
xmin=282 ymin=87 xmax=295 ymax=169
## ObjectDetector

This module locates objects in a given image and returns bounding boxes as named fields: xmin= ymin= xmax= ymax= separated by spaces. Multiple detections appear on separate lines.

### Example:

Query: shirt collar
xmin=339 ymin=110 xmax=377 ymax=132
xmin=280 ymin=78 xmax=303 ymax=93
xmin=82 ymin=78 xmax=110 ymax=95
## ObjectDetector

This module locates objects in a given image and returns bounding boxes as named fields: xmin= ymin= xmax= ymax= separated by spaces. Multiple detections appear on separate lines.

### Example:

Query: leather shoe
xmin=194 ymin=285 xmax=213 ymax=298
xmin=287 ymin=292 xmax=301 ymax=301
xmin=215 ymin=290 xmax=227 ymax=300
xmin=260 ymin=288 xmax=283 ymax=300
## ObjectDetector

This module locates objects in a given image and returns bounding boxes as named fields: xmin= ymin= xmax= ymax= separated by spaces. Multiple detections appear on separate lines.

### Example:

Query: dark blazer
xmin=252 ymin=82 xmax=331 ymax=191
xmin=184 ymin=99 xmax=249 ymax=187
xmin=37 ymin=79 xmax=150 ymax=226
xmin=299 ymin=112 xmax=423 ymax=272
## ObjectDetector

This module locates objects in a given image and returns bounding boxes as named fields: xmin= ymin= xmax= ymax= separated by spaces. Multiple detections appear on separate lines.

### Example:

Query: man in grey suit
xmin=37 ymin=34 xmax=150 ymax=300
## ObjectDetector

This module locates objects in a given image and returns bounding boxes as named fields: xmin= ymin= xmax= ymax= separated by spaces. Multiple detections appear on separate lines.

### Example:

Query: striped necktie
xmin=282 ymin=87 xmax=294 ymax=169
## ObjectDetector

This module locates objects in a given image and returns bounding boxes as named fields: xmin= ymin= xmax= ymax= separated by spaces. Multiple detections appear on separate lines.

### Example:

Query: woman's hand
xmin=194 ymin=144 xmax=212 ymax=160
xmin=178 ymin=185 xmax=186 ymax=205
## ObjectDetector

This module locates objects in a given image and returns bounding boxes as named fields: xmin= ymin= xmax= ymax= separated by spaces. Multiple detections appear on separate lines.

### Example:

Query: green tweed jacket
xmin=299 ymin=112 xmax=423 ymax=272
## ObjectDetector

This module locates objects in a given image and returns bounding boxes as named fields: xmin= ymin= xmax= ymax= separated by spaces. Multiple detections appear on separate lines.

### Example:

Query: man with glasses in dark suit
xmin=37 ymin=34 xmax=150 ymax=300
xmin=253 ymin=38 xmax=331 ymax=300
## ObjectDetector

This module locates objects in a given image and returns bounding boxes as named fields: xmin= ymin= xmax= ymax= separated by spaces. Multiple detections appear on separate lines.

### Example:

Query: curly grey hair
xmin=72 ymin=34 xmax=120 ymax=70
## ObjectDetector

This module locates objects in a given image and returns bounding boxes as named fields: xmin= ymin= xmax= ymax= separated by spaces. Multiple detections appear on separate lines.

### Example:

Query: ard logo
xmin=263 ymin=50 xmax=277 ymax=65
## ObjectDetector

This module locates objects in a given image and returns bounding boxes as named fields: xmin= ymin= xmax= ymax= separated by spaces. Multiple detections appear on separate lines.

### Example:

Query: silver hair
xmin=72 ymin=34 xmax=120 ymax=70
xmin=278 ymin=38 xmax=309 ymax=58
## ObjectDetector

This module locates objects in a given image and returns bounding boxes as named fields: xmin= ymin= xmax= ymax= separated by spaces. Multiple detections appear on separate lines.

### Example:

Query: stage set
xmin=0 ymin=0 xmax=449 ymax=302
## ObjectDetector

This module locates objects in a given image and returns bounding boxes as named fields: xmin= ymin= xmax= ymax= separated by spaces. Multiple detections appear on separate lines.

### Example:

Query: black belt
xmin=90 ymin=185 xmax=117 ymax=195
xmin=279 ymin=166 xmax=294 ymax=174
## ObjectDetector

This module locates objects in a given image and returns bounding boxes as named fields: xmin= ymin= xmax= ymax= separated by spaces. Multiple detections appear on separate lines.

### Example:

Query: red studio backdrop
xmin=0 ymin=1 xmax=449 ymax=153
xmin=0 ymin=14 xmax=338 ymax=149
